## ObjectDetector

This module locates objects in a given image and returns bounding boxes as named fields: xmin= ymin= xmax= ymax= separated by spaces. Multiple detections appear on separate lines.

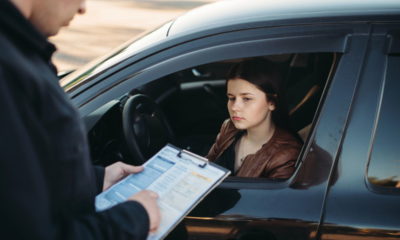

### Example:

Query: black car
xmin=61 ymin=0 xmax=400 ymax=239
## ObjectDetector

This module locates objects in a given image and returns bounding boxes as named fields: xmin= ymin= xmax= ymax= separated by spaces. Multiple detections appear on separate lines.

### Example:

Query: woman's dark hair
xmin=226 ymin=57 xmax=291 ymax=130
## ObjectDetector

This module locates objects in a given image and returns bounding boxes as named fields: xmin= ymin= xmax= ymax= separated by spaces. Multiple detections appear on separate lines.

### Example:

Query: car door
xmin=178 ymin=25 xmax=370 ymax=240
xmin=319 ymin=23 xmax=400 ymax=240
xmin=73 ymin=20 xmax=370 ymax=240
xmin=99 ymin=23 xmax=367 ymax=240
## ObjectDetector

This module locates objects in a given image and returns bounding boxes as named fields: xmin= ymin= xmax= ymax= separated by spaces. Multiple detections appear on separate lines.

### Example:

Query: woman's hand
xmin=103 ymin=161 xmax=144 ymax=191
xmin=129 ymin=190 xmax=161 ymax=233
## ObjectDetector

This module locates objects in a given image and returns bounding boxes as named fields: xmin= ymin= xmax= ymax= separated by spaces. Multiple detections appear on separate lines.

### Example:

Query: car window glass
xmin=367 ymin=54 xmax=400 ymax=189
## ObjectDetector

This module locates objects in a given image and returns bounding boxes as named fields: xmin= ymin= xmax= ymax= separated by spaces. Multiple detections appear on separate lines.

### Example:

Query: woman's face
xmin=227 ymin=78 xmax=275 ymax=130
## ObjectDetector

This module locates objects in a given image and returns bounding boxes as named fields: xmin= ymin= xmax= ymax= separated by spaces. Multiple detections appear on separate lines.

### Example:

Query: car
xmin=61 ymin=0 xmax=400 ymax=239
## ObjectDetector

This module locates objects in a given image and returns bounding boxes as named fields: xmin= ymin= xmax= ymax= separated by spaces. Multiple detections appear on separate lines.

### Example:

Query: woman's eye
xmin=228 ymin=97 xmax=235 ymax=101
xmin=243 ymin=97 xmax=252 ymax=102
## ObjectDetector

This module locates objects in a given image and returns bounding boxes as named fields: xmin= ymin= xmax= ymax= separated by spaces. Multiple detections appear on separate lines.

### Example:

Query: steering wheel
xmin=122 ymin=94 xmax=175 ymax=164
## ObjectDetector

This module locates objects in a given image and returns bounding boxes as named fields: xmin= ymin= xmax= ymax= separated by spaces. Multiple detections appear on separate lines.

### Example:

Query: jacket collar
xmin=0 ymin=0 xmax=56 ymax=62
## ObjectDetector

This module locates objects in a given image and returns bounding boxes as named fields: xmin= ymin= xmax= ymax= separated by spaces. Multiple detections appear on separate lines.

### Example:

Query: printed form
xmin=95 ymin=145 xmax=230 ymax=240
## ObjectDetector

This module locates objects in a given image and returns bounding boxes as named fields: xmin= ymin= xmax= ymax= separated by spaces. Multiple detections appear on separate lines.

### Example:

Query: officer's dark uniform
xmin=0 ymin=1 xmax=149 ymax=239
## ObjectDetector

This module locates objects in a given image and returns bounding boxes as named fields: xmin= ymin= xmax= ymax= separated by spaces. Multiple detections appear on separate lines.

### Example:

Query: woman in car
xmin=207 ymin=58 xmax=302 ymax=179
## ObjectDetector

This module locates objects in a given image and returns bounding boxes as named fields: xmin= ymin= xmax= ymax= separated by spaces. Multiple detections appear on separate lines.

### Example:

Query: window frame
xmin=79 ymin=23 xmax=369 ymax=190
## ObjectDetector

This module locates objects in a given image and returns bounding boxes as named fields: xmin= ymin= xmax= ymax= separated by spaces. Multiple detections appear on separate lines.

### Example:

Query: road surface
xmin=50 ymin=0 xmax=217 ymax=72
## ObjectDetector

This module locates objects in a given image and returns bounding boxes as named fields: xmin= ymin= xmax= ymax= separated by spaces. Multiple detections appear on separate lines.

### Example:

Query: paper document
xmin=95 ymin=144 xmax=230 ymax=240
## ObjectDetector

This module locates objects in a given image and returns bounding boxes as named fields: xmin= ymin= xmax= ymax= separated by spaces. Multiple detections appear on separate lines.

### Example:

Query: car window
xmin=367 ymin=54 xmax=400 ymax=189
xmin=151 ymin=52 xmax=339 ymax=179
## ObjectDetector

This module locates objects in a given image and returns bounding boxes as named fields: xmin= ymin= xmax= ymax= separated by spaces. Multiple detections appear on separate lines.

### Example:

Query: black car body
xmin=62 ymin=0 xmax=400 ymax=239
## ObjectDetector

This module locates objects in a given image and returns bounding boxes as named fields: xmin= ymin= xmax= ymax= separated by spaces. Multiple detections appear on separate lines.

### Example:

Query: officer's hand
xmin=129 ymin=190 xmax=161 ymax=233
xmin=103 ymin=161 xmax=144 ymax=191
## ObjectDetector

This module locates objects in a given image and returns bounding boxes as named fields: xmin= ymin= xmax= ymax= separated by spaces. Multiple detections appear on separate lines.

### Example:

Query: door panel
xmin=320 ymin=23 xmax=400 ymax=240
xmin=179 ymin=26 xmax=370 ymax=240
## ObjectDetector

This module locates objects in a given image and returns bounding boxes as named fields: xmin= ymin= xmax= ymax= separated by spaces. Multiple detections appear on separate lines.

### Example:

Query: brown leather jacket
xmin=207 ymin=119 xmax=302 ymax=179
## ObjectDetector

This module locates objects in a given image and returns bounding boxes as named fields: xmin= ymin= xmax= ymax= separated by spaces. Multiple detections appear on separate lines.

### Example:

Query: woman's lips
xmin=232 ymin=116 xmax=244 ymax=121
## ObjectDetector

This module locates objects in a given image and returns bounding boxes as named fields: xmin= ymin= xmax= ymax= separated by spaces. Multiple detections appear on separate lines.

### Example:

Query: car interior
xmin=87 ymin=52 xmax=339 ymax=178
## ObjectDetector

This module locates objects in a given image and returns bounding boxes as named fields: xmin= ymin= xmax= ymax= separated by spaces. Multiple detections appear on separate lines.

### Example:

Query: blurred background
xmin=50 ymin=0 xmax=218 ymax=72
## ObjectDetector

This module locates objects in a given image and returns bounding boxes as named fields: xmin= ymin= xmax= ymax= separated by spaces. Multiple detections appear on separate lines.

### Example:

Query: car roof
xmin=168 ymin=0 xmax=400 ymax=36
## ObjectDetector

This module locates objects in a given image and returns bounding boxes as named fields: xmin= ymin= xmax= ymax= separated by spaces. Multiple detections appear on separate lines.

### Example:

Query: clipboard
xmin=95 ymin=144 xmax=231 ymax=240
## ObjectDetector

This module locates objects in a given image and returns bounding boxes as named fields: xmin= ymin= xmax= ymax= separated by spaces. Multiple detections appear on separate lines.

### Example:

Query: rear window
xmin=367 ymin=54 xmax=400 ymax=189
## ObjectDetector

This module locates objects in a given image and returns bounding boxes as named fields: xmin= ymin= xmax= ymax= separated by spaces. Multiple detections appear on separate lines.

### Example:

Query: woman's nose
xmin=78 ymin=1 xmax=87 ymax=14
xmin=231 ymin=100 xmax=242 ymax=111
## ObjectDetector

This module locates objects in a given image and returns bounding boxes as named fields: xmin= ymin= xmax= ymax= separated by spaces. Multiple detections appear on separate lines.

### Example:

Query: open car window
xmin=132 ymin=52 xmax=340 ymax=181
xmin=83 ymin=23 xmax=356 ymax=185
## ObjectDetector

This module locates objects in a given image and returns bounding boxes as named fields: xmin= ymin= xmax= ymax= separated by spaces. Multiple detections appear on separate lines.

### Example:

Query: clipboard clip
xmin=177 ymin=149 xmax=208 ymax=168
